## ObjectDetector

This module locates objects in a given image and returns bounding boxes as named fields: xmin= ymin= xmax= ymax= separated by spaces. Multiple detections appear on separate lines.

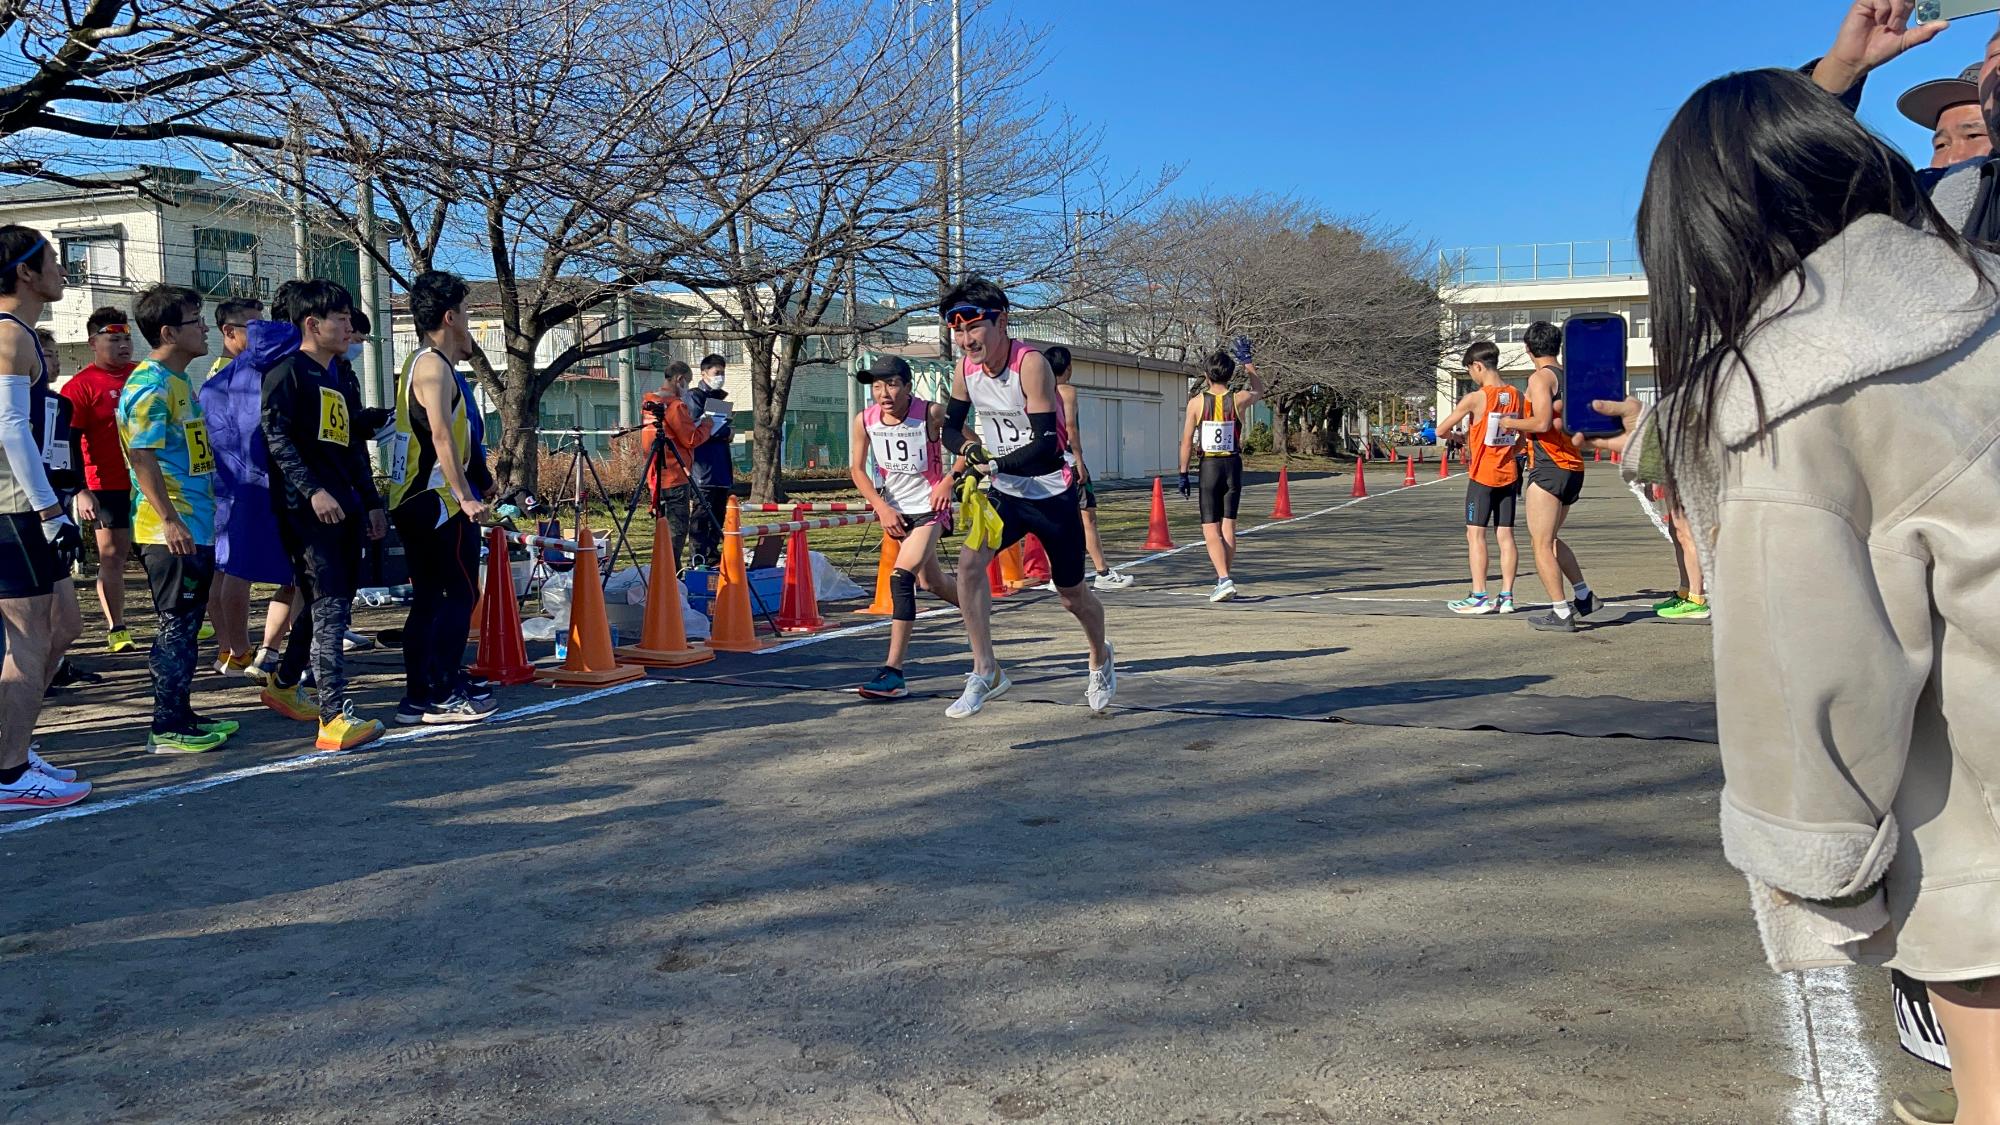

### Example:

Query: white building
xmin=0 ymin=165 xmax=394 ymax=401
xmin=1434 ymin=239 xmax=1654 ymax=423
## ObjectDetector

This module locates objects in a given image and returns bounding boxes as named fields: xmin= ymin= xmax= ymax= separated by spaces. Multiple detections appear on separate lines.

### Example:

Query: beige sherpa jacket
xmin=1625 ymin=214 xmax=2000 ymax=981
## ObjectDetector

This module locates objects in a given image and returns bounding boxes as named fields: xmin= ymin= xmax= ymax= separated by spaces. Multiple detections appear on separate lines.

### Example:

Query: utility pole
xmin=951 ymin=0 xmax=965 ymax=276
xmin=616 ymin=223 xmax=635 ymax=429
xmin=288 ymin=116 xmax=309 ymax=281
xmin=356 ymin=178 xmax=382 ymax=410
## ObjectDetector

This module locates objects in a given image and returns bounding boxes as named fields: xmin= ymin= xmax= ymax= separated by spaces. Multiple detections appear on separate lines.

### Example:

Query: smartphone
xmin=1917 ymin=1 xmax=2000 ymax=21
xmin=1560 ymin=312 xmax=1628 ymax=438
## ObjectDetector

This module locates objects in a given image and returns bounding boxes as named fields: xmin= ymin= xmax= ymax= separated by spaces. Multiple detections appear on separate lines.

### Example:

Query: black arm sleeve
xmin=942 ymin=396 xmax=972 ymax=454
xmin=261 ymin=360 xmax=323 ymax=503
xmin=1799 ymin=57 xmax=1867 ymax=113
xmin=993 ymin=411 xmax=1065 ymax=477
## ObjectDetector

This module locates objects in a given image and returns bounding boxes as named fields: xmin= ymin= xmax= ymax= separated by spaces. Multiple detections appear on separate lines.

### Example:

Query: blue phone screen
xmin=1561 ymin=315 xmax=1628 ymax=437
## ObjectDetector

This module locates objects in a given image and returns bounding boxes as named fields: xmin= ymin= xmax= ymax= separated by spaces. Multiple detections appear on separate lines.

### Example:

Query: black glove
xmin=43 ymin=514 xmax=80 ymax=573
xmin=1178 ymin=471 xmax=1192 ymax=499
xmin=961 ymin=441 xmax=993 ymax=477
xmin=1231 ymin=335 xmax=1253 ymax=365
xmin=357 ymin=406 xmax=394 ymax=439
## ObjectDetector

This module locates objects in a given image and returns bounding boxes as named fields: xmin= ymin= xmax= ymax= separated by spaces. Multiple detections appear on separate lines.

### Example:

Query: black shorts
xmin=898 ymin=510 xmax=952 ymax=535
xmin=140 ymin=544 xmax=216 ymax=613
xmin=0 ymin=510 xmax=60 ymax=599
xmin=88 ymin=488 xmax=131 ymax=531
xmin=1198 ymin=455 xmax=1243 ymax=524
xmin=991 ymin=487 xmax=1087 ymax=589
xmin=1465 ymin=480 xmax=1519 ymax=528
xmin=1078 ymin=480 xmax=1098 ymax=512
xmin=1527 ymin=460 xmax=1585 ymax=506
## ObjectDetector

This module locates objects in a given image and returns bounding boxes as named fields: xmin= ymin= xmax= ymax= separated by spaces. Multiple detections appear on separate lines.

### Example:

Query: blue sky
xmin=1002 ymin=0 xmax=2000 ymax=253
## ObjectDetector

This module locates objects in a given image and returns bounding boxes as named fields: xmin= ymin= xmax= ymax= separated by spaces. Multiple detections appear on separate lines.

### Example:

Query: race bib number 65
xmin=318 ymin=387 xmax=351 ymax=447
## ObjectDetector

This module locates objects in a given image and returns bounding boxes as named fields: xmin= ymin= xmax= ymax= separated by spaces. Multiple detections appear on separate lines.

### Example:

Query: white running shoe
xmin=0 ymin=769 xmax=89 ymax=809
xmin=946 ymin=669 xmax=1011 ymax=719
xmin=27 ymin=746 xmax=76 ymax=782
xmin=342 ymin=630 xmax=376 ymax=653
xmin=1208 ymin=577 xmax=1238 ymax=603
xmin=1094 ymin=570 xmax=1134 ymax=590
xmin=1087 ymin=643 xmax=1117 ymax=715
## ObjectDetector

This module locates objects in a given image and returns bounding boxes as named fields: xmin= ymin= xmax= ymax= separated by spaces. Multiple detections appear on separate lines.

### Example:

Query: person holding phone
xmin=1497 ymin=322 xmax=1597 ymax=633
xmin=1626 ymin=66 xmax=2000 ymax=1125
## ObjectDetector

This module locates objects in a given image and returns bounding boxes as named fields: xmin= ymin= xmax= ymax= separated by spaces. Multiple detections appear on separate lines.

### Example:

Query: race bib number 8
xmin=981 ymin=412 xmax=1030 ymax=454
xmin=1200 ymin=420 xmax=1237 ymax=454
xmin=318 ymin=387 xmax=351 ymax=447
xmin=184 ymin=418 xmax=215 ymax=475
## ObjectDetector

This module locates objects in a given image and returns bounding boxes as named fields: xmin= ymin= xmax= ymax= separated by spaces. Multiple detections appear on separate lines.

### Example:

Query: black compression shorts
xmin=991 ymin=488 xmax=1087 ymax=589
xmin=1198 ymin=456 xmax=1243 ymax=524
xmin=1465 ymin=480 xmax=1519 ymax=528
xmin=1527 ymin=460 xmax=1584 ymax=506
xmin=0 ymin=511 xmax=60 ymax=599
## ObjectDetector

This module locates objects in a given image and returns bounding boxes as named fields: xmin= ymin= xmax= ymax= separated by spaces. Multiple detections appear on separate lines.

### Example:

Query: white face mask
xmin=345 ymin=342 xmax=365 ymax=362
xmin=705 ymin=371 xmax=726 ymax=391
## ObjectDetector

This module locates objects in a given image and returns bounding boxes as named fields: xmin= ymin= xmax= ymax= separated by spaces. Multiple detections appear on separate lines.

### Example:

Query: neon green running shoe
xmin=147 ymin=727 xmax=229 ymax=754
xmin=105 ymin=628 xmax=136 ymax=654
xmin=1652 ymin=594 xmax=1687 ymax=613
xmin=1658 ymin=598 xmax=1711 ymax=621
xmin=197 ymin=622 xmax=215 ymax=642
xmin=189 ymin=714 xmax=239 ymax=738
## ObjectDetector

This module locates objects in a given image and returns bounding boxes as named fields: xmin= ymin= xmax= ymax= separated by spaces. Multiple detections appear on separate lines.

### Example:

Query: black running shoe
xmin=1527 ymin=610 xmax=1577 ymax=633
xmin=1572 ymin=590 xmax=1601 ymax=619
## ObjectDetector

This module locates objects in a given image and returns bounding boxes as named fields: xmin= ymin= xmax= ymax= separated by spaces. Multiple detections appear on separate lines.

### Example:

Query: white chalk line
xmin=1781 ymin=969 xmax=1880 ymax=1125
xmin=758 ymin=472 xmax=1464 ymax=656
xmin=0 ymin=679 xmax=666 ymax=836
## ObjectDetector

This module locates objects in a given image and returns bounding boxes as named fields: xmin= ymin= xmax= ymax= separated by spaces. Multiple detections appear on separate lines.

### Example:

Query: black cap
xmin=856 ymin=354 xmax=912 ymax=383
xmin=1898 ymin=63 xmax=1983 ymax=129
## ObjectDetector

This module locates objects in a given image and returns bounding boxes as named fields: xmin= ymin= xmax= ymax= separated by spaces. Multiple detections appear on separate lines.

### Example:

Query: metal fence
xmin=1438 ymin=240 xmax=1644 ymax=287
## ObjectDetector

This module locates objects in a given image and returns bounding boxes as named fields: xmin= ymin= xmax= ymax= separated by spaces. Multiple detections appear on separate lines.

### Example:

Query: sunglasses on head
xmin=944 ymin=304 xmax=997 ymax=330
xmin=97 ymin=323 xmax=130 ymax=336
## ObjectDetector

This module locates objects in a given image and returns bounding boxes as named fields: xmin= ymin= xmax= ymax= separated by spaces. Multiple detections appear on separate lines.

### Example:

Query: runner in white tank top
xmin=847 ymin=355 xmax=960 ymax=700
xmin=935 ymin=277 xmax=1115 ymax=718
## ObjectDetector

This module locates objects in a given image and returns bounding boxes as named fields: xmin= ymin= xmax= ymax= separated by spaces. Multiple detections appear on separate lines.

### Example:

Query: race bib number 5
xmin=184 ymin=418 xmax=215 ymax=475
xmin=317 ymin=387 xmax=351 ymax=447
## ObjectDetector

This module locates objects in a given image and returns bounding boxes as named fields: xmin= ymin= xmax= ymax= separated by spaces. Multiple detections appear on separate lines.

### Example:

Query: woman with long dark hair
xmin=1622 ymin=66 xmax=2000 ymax=1122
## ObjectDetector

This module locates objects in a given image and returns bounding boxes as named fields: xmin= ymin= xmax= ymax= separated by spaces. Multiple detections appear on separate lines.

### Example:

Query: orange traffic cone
xmin=1351 ymin=456 xmax=1368 ymax=499
xmin=1272 ymin=467 xmax=1294 ymax=519
xmin=470 ymin=524 xmax=535 ymax=686
xmin=705 ymin=498 xmax=762 ymax=653
xmin=1020 ymin=535 xmax=1052 ymax=584
xmin=999 ymin=541 xmax=1029 ymax=591
xmin=1145 ymin=477 xmax=1176 ymax=549
xmin=1438 ymin=450 xmax=1450 ymax=479
xmin=987 ymin=554 xmax=1013 ymax=598
xmin=774 ymin=524 xmax=827 ymax=634
xmin=856 ymin=533 xmax=898 ymax=616
xmin=536 ymin=519 xmax=644 ymax=687
xmin=466 ymin=572 xmax=484 ymax=642
xmin=1403 ymin=455 xmax=1417 ymax=487
xmin=616 ymin=515 xmax=714 ymax=667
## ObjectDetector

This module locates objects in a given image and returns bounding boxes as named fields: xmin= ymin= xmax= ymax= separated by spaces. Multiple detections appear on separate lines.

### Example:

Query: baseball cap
xmin=856 ymin=354 xmax=912 ymax=383
xmin=1898 ymin=63 xmax=1983 ymax=130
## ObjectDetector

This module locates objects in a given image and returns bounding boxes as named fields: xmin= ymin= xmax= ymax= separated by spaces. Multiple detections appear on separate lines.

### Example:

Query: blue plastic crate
xmin=685 ymin=566 xmax=784 ymax=619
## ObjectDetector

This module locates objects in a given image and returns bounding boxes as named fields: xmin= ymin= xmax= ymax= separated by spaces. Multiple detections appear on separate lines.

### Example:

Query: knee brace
xmin=890 ymin=568 xmax=918 ymax=622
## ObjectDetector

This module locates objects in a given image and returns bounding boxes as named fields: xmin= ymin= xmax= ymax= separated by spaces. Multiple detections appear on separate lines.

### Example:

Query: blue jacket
xmin=686 ymin=383 xmax=734 ymax=488
xmin=199 ymin=320 xmax=300 ymax=584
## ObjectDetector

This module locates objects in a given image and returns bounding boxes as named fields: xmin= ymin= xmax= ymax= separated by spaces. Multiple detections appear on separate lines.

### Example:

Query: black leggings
xmin=393 ymin=497 xmax=480 ymax=706
xmin=1198 ymin=455 xmax=1243 ymax=524
xmin=277 ymin=515 xmax=363 ymax=724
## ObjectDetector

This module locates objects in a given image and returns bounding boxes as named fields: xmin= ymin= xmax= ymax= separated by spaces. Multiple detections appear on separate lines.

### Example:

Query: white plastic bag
xmin=520 ymin=617 xmax=558 ymax=642
xmin=781 ymin=549 xmax=865 ymax=600
xmin=540 ymin=570 xmax=573 ymax=630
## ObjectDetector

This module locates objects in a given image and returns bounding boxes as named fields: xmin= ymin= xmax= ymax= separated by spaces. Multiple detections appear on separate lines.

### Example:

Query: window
xmin=193 ymin=228 xmax=263 ymax=299
xmin=1628 ymin=302 xmax=1650 ymax=339
xmin=59 ymin=230 xmax=124 ymax=286
xmin=307 ymin=236 xmax=362 ymax=300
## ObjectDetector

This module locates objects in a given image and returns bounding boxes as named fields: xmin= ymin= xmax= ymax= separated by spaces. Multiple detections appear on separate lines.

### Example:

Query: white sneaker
xmin=342 ymin=630 xmax=376 ymax=653
xmin=1094 ymin=570 xmax=1134 ymax=590
xmin=27 ymin=746 xmax=76 ymax=782
xmin=1087 ymin=643 xmax=1117 ymax=714
xmin=0 ymin=769 xmax=89 ymax=809
xmin=1036 ymin=580 xmax=1057 ymax=592
xmin=946 ymin=669 xmax=1011 ymax=718
xmin=1208 ymin=577 xmax=1238 ymax=603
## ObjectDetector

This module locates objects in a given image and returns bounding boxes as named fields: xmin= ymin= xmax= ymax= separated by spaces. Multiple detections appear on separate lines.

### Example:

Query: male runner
xmin=258 ymin=280 xmax=387 ymax=751
xmin=387 ymin=270 xmax=497 ymax=726
xmin=62 ymin=305 xmax=137 ymax=652
xmin=1176 ymin=339 xmax=1264 ymax=602
xmin=933 ymin=276 xmax=1115 ymax=718
xmin=0 ymin=226 xmax=89 ymax=808
xmin=1499 ymin=321 xmax=1597 ymax=633
xmin=29 ymin=325 xmax=88 ymax=704
xmin=1046 ymin=345 xmax=1131 ymax=591
xmin=118 ymin=284 xmax=237 ymax=753
xmin=848 ymin=354 xmax=961 ymax=700
xmin=1436 ymin=339 xmax=1522 ymax=615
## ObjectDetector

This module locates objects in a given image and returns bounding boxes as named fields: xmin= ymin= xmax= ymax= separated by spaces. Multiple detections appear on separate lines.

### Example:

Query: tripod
xmin=619 ymin=412 xmax=781 ymax=633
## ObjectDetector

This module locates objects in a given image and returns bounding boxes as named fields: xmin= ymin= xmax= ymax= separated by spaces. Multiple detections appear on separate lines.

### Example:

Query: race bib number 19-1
xmin=317 ymin=387 xmax=351 ymax=447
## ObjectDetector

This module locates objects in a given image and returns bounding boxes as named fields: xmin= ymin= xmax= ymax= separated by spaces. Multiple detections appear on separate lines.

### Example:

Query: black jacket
xmin=261 ymin=350 xmax=382 ymax=518
xmin=685 ymin=383 xmax=734 ymax=489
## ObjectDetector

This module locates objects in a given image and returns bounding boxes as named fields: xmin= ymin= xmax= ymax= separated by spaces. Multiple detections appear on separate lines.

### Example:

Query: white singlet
xmin=965 ymin=340 xmax=1066 ymax=500
xmin=867 ymin=406 xmax=934 ymax=516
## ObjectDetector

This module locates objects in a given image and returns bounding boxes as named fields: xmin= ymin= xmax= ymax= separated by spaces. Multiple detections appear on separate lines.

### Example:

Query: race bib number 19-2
xmin=317 ymin=387 xmax=351 ymax=447
xmin=983 ymin=412 xmax=1030 ymax=454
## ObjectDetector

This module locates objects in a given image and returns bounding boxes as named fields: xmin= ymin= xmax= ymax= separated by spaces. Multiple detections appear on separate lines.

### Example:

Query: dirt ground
xmin=0 ymin=468 xmax=1938 ymax=1123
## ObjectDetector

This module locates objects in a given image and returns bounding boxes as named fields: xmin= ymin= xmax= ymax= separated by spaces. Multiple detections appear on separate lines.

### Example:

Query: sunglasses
xmin=96 ymin=323 xmax=130 ymax=336
xmin=944 ymin=304 xmax=997 ymax=330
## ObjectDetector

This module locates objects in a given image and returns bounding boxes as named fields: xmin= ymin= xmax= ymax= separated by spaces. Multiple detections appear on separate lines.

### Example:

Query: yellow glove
xmin=957 ymin=472 xmax=1005 ymax=552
